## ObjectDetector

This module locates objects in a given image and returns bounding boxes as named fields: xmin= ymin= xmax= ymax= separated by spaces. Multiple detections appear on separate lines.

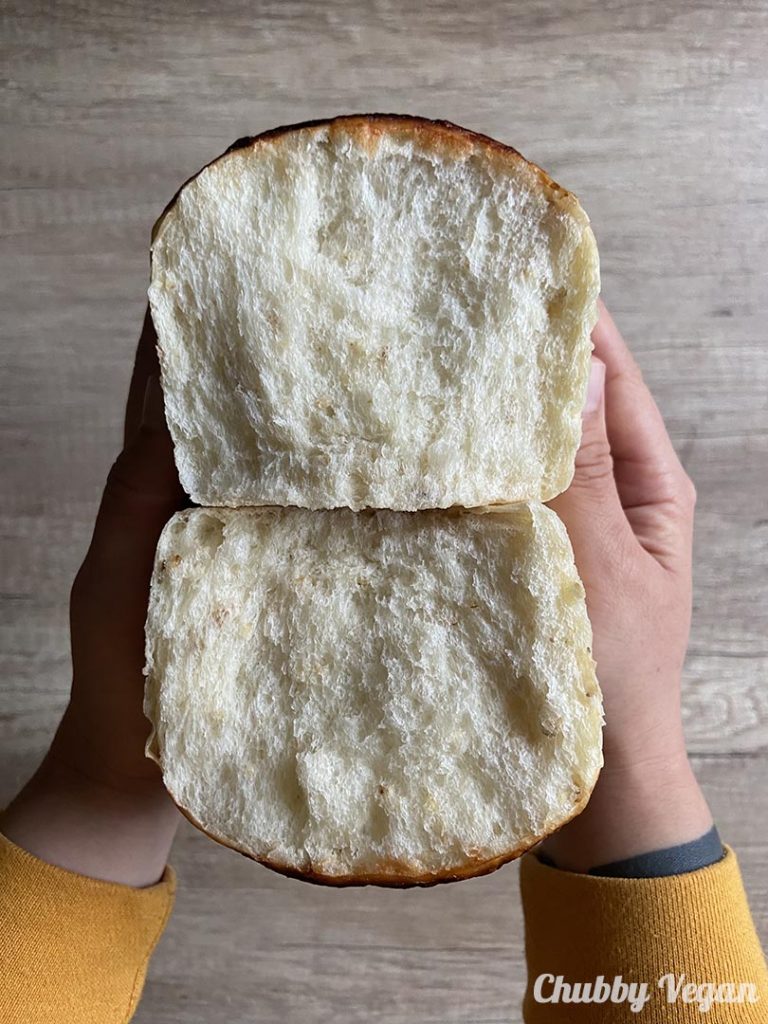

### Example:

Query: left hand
xmin=2 ymin=309 xmax=185 ymax=885
xmin=64 ymin=308 xmax=184 ymax=788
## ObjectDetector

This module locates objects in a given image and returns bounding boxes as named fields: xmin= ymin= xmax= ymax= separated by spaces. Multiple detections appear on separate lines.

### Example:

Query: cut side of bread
xmin=149 ymin=114 xmax=600 ymax=511
xmin=144 ymin=504 xmax=603 ymax=886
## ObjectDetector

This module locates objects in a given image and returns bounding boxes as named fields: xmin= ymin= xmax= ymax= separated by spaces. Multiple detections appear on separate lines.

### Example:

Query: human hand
xmin=64 ymin=308 xmax=184 ymax=788
xmin=2 ymin=309 xmax=185 ymax=885
xmin=540 ymin=300 xmax=713 ymax=872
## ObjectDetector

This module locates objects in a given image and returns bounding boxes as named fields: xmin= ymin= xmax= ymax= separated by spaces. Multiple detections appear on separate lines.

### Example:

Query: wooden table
xmin=2 ymin=2 xmax=766 ymax=1020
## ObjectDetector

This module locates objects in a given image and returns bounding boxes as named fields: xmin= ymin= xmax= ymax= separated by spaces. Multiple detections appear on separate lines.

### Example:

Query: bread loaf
xmin=149 ymin=115 xmax=600 ymax=511
xmin=144 ymin=504 xmax=602 ymax=886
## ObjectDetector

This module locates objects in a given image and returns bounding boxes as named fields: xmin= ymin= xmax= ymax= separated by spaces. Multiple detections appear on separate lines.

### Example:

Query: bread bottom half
xmin=144 ymin=504 xmax=603 ymax=886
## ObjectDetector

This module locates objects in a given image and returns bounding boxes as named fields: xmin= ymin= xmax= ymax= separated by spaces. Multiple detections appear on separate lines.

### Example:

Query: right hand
xmin=540 ymin=300 xmax=712 ymax=872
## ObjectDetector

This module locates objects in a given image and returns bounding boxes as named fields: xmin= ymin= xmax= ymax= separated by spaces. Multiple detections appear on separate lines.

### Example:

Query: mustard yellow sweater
xmin=1 ymin=832 xmax=766 ymax=1022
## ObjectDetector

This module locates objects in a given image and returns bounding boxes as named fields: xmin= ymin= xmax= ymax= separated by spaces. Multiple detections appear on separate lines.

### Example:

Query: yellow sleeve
xmin=520 ymin=845 xmax=768 ymax=1021
xmin=0 ymin=831 xmax=175 ymax=1024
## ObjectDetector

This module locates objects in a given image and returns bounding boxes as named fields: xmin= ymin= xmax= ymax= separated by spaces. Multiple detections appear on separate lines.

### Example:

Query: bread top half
xmin=149 ymin=114 xmax=600 ymax=511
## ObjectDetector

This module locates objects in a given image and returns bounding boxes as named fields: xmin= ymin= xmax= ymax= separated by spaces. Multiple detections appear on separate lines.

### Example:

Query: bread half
xmin=149 ymin=115 xmax=599 ymax=511
xmin=144 ymin=504 xmax=603 ymax=886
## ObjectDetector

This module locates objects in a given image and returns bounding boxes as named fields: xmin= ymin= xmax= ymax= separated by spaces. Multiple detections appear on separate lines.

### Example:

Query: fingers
xmin=592 ymin=300 xmax=693 ymax=511
xmin=553 ymin=305 xmax=697 ymax=577
xmin=123 ymin=305 xmax=161 ymax=447
xmin=549 ymin=357 xmax=635 ymax=581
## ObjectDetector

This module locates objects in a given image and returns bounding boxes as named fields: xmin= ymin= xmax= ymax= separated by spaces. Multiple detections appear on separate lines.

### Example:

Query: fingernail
xmin=584 ymin=357 xmax=606 ymax=415
xmin=141 ymin=375 xmax=167 ymax=432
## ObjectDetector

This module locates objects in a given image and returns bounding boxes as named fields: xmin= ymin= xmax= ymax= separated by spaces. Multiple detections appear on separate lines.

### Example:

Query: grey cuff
xmin=537 ymin=825 xmax=725 ymax=878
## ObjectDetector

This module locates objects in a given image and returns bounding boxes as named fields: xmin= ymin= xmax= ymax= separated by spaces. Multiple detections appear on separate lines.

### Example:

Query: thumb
xmin=80 ymin=375 xmax=185 ymax=582
xmin=67 ymin=376 xmax=185 ymax=783
xmin=548 ymin=357 xmax=632 ymax=575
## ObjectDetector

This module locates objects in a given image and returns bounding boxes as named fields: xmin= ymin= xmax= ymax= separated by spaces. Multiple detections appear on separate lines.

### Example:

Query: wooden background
xmin=2 ymin=1 xmax=766 ymax=1020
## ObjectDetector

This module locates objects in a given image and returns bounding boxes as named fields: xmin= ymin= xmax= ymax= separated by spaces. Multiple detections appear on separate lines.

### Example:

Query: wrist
xmin=1 ymin=735 xmax=178 ymax=887
xmin=540 ymin=746 xmax=713 ymax=873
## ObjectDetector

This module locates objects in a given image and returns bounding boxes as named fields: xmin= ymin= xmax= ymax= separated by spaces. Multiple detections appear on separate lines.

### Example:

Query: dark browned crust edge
xmin=149 ymin=113 xmax=577 ymax=246
xmin=167 ymin=771 xmax=599 ymax=889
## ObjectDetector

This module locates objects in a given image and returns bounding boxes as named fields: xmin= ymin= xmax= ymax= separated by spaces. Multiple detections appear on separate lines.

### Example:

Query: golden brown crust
xmin=150 ymin=113 xmax=579 ymax=246
xmin=169 ymin=776 xmax=597 ymax=889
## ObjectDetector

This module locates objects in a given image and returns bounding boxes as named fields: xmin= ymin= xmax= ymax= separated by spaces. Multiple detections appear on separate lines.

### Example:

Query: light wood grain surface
xmin=1 ymin=1 xmax=766 ymax=1021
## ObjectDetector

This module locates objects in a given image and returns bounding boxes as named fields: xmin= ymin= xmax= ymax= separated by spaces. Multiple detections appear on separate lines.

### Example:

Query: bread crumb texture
xmin=149 ymin=116 xmax=600 ymax=511
xmin=144 ymin=505 xmax=603 ymax=884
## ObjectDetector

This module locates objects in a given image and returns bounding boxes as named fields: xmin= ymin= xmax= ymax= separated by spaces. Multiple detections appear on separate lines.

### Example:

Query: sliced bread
xmin=149 ymin=115 xmax=599 ymax=511
xmin=144 ymin=504 xmax=602 ymax=886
